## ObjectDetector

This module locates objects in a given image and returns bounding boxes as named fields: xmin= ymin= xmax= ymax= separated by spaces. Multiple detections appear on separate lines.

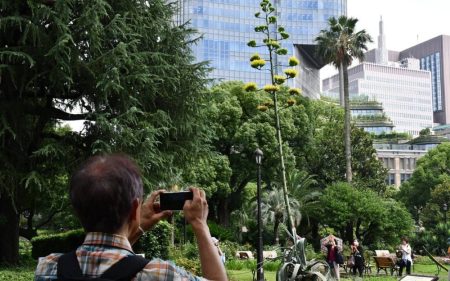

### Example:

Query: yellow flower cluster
xmin=250 ymin=53 xmax=261 ymax=62
xmin=244 ymin=82 xmax=258 ymax=92
xmin=266 ymin=39 xmax=280 ymax=49
xmin=284 ymin=68 xmax=298 ymax=78
xmin=288 ymin=56 xmax=300 ymax=66
xmin=263 ymin=84 xmax=280 ymax=92
xmin=274 ymin=75 xmax=286 ymax=85
xmin=251 ymin=59 xmax=266 ymax=69
xmin=257 ymin=105 xmax=268 ymax=112
xmin=287 ymin=99 xmax=296 ymax=106
xmin=288 ymin=88 xmax=302 ymax=95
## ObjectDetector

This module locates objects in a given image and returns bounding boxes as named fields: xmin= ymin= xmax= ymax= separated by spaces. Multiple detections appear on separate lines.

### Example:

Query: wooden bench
xmin=373 ymin=256 xmax=399 ymax=276
xmin=235 ymin=251 xmax=254 ymax=260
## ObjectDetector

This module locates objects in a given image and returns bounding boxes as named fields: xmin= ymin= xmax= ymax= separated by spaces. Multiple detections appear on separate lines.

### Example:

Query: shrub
xmin=205 ymin=222 xmax=234 ymax=242
xmin=31 ymin=229 xmax=85 ymax=259
xmin=225 ymin=259 xmax=280 ymax=271
xmin=220 ymin=240 xmax=241 ymax=261
xmin=133 ymin=221 xmax=171 ymax=259
xmin=171 ymin=257 xmax=201 ymax=276
xmin=169 ymin=244 xmax=201 ymax=275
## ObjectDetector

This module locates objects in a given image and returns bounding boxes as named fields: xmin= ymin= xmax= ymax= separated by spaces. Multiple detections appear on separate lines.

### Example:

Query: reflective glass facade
xmin=420 ymin=52 xmax=442 ymax=111
xmin=175 ymin=0 xmax=346 ymax=85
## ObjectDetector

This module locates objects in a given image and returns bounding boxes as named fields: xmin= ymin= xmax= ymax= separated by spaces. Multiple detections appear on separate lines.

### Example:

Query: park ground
xmin=2 ymin=258 xmax=449 ymax=280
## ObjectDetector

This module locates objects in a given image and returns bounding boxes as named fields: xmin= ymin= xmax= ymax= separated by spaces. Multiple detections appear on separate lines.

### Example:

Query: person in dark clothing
xmin=326 ymin=237 xmax=341 ymax=280
xmin=351 ymin=239 xmax=365 ymax=277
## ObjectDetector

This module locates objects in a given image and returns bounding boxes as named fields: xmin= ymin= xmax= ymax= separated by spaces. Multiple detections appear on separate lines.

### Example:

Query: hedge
xmin=31 ymin=229 xmax=85 ymax=259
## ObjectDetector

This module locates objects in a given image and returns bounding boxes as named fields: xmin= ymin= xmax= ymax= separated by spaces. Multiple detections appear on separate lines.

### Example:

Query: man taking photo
xmin=35 ymin=154 xmax=227 ymax=281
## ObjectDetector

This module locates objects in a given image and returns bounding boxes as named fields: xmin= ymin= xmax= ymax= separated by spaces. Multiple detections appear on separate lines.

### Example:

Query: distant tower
xmin=376 ymin=16 xmax=388 ymax=64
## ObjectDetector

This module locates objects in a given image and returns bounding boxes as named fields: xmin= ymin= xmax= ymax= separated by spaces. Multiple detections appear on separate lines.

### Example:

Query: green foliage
xmin=0 ymin=264 xmax=36 ymax=281
xmin=305 ymin=101 xmax=387 ymax=192
xmin=204 ymin=82 xmax=309 ymax=223
xmin=398 ymin=143 xmax=450 ymax=210
xmin=315 ymin=16 xmax=372 ymax=69
xmin=31 ymin=229 xmax=85 ymax=259
xmin=134 ymin=221 xmax=171 ymax=259
xmin=316 ymin=182 xmax=414 ymax=247
xmin=169 ymin=243 xmax=201 ymax=275
xmin=225 ymin=259 xmax=281 ymax=271
xmin=207 ymin=222 xmax=235 ymax=241
xmin=411 ymin=224 xmax=450 ymax=256
xmin=0 ymin=0 xmax=211 ymax=262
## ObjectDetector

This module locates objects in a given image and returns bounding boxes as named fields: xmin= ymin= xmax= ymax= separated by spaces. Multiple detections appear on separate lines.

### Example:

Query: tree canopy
xmin=0 ymin=0 xmax=210 ymax=263
xmin=398 ymin=143 xmax=450 ymax=211
xmin=317 ymin=182 xmax=414 ymax=247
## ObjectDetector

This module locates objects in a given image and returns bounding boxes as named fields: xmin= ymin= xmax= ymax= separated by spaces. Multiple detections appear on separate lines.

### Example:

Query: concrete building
xmin=366 ymin=35 xmax=450 ymax=125
xmin=351 ymin=99 xmax=394 ymax=135
xmin=322 ymin=18 xmax=434 ymax=136
xmin=174 ymin=0 xmax=347 ymax=99
xmin=375 ymin=136 xmax=448 ymax=187
xmin=400 ymin=36 xmax=450 ymax=125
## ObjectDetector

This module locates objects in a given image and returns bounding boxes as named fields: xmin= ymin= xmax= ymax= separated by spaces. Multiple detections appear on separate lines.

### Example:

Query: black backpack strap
xmin=57 ymin=251 xmax=86 ymax=281
xmin=57 ymin=251 xmax=149 ymax=281
xmin=100 ymin=255 xmax=149 ymax=281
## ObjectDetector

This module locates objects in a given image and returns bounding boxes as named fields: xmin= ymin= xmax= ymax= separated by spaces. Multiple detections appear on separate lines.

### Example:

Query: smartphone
xmin=160 ymin=191 xmax=193 ymax=210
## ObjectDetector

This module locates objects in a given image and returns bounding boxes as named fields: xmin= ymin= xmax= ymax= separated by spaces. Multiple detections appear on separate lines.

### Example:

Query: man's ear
xmin=129 ymin=198 xmax=140 ymax=222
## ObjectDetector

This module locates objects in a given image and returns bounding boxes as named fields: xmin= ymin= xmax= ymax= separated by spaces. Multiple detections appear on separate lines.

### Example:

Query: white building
xmin=322 ymin=18 xmax=433 ymax=137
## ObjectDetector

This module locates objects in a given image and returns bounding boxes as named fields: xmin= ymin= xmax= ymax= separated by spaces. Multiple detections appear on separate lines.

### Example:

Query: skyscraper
xmin=174 ymin=0 xmax=346 ymax=99
xmin=398 ymin=36 xmax=450 ymax=125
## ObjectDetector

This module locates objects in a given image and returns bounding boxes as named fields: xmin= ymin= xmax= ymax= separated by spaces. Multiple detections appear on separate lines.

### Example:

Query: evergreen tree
xmin=0 ymin=0 xmax=209 ymax=263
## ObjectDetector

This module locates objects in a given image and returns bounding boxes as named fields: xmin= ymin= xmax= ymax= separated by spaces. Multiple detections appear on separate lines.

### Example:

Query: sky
xmin=321 ymin=0 xmax=450 ymax=78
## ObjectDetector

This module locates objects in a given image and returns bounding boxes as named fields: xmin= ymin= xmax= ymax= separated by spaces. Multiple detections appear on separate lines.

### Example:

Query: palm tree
xmin=287 ymin=171 xmax=321 ymax=226
xmin=259 ymin=188 xmax=301 ymax=245
xmin=315 ymin=16 xmax=372 ymax=183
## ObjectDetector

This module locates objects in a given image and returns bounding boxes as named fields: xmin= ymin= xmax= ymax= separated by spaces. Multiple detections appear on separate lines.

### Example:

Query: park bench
xmin=235 ymin=250 xmax=254 ymax=260
xmin=373 ymin=256 xmax=399 ymax=275
xmin=263 ymin=250 xmax=277 ymax=260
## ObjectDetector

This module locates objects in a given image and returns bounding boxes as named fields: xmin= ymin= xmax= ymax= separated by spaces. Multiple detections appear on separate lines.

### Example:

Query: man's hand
xmin=183 ymin=187 xmax=208 ymax=230
xmin=140 ymin=190 xmax=172 ymax=231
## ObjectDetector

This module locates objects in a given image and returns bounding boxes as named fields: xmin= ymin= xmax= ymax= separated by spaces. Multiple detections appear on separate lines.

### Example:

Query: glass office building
xmin=175 ymin=0 xmax=346 ymax=98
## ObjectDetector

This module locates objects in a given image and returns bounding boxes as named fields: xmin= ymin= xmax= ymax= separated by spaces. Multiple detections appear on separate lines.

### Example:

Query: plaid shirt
xmin=35 ymin=232 xmax=206 ymax=281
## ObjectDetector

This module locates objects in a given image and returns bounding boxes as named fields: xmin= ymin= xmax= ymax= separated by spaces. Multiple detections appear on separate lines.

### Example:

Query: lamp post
xmin=254 ymin=148 xmax=264 ymax=281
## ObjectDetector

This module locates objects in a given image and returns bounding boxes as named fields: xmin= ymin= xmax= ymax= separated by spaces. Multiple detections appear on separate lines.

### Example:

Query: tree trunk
xmin=0 ymin=194 xmax=20 ymax=264
xmin=274 ymin=217 xmax=280 ymax=245
xmin=345 ymin=221 xmax=354 ymax=244
xmin=338 ymin=63 xmax=345 ymax=107
xmin=310 ymin=219 xmax=320 ymax=251
xmin=217 ymin=197 xmax=230 ymax=226
xmin=342 ymin=62 xmax=352 ymax=183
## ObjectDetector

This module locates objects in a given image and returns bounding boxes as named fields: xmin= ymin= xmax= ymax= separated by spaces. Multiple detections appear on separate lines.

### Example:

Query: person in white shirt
xmin=398 ymin=237 xmax=413 ymax=276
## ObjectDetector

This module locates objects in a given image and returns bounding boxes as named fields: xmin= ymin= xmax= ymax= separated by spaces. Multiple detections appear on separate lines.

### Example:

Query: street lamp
xmin=254 ymin=148 xmax=264 ymax=281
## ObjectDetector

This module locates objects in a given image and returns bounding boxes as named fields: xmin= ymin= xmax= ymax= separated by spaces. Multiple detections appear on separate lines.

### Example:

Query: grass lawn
xmin=0 ymin=263 xmax=35 ymax=281
xmin=228 ymin=263 xmax=449 ymax=281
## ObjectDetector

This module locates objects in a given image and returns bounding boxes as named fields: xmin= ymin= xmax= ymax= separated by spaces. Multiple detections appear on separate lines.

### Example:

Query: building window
xmin=386 ymin=173 xmax=396 ymax=185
